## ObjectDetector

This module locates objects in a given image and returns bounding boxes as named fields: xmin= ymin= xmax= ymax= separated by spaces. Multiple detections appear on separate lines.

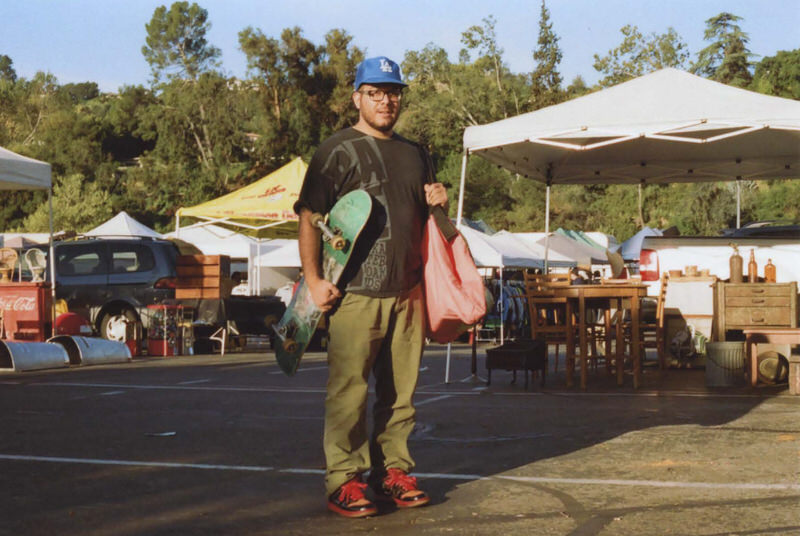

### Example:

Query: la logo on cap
xmin=379 ymin=59 xmax=393 ymax=73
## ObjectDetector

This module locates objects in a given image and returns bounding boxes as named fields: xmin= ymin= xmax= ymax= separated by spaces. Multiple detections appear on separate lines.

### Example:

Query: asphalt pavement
xmin=1 ymin=343 xmax=798 ymax=535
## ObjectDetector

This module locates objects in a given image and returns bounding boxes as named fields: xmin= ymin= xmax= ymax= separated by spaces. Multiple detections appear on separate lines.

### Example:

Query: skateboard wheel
xmin=310 ymin=213 xmax=324 ymax=227
xmin=331 ymin=236 xmax=346 ymax=250
xmin=283 ymin=339 xmax=298 ymax=353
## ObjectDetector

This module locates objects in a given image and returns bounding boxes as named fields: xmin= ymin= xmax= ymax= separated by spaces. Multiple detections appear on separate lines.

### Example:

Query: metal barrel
xmin=48 ymin=336 xmax=132 ymax=366
xmin=0 ymin=341 xmax=69 ymax=373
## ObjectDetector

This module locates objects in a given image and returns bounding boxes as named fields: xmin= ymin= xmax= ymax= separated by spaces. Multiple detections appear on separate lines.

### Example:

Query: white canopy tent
xmin=86 ymin=211 xmax=162 ymax=238
xmin=459 ymin=69 xmax=800 ymax=268
xmin=0 ymin=146 xmax=56 ymax=323
xmin=165 ymin=224 xmax=255 ymax=258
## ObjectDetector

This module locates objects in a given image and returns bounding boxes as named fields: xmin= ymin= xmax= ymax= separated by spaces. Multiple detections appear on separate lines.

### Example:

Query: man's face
xmin=353 ymin=83 xmax=403 ymax=134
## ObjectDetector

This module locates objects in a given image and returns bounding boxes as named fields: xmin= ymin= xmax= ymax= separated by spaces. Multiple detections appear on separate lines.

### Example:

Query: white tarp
xmin=459 ymin=226 xmax=544 ymax=269
xmin=462 ymin=68 xmax=800 ymax=185
xmin=620 ymin=226 xmax=663 ymax=261
xmin=86 ymin=211 xmax=162 ymax=238
xmin=512 ymin=232 xmax=599 ymax=267
xmin=0 ymin=146 xmax=51 ymax=190
xmin=165 ymin=224 xmax=255 ymax=258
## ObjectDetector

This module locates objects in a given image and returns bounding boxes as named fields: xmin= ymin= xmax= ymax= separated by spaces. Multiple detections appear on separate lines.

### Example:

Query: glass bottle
xmin=764 ymin=259 xmax=776 ymax=283
xmin=748 ymin=250 xmax=758 ymax=283
xmin=729 ymin=244 xmax=743 ymax=283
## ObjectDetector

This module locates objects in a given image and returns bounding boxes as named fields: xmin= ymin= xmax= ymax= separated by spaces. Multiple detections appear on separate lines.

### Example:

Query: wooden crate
xmin=175 ymin=255 xmax=231 ymax=299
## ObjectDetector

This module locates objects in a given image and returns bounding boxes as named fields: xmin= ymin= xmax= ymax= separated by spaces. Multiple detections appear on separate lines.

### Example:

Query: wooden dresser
xmin=714 ymin=282 xmax=797 ymax=340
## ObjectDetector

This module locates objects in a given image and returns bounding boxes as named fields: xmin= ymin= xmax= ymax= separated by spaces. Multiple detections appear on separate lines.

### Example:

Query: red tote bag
xmin=422 ymin=208 xmax=486 ymax=343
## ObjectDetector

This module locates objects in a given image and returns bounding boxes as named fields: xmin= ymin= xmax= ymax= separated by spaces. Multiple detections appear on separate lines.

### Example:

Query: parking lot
xmin=1 ymin=343 xmax=798 ymax=535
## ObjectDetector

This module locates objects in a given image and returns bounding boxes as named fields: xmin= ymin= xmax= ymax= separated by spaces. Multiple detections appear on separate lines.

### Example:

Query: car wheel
xmin=100 ymin=308 xmax=139 ymax=342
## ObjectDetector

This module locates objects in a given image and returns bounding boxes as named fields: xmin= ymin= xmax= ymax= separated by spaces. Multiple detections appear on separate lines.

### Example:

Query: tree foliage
xmin=692 ymin=12 xmax=754 ymax=87
xmin=593 ymin=25 xmax=689 ymax=87
xmin=1 ymin=4 xmax=797 ymax=241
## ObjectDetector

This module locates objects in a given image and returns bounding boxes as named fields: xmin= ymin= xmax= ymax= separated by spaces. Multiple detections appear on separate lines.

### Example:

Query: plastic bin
xmin=705 ymin=342 xmax=745 ymax=387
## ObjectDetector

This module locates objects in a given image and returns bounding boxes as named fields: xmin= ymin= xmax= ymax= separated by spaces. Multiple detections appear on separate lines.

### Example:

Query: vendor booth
xmin=459 ymin=69 xmax=800 ymax=388
xmin=175 ymin=157 xmax=307 ymax=295
xmin=0 ymin=146 xmax=54 ymax=342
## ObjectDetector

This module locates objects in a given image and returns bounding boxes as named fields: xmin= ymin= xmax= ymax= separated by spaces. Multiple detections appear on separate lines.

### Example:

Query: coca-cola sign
xmin=0 ymin=296 xmax=37 ymax=312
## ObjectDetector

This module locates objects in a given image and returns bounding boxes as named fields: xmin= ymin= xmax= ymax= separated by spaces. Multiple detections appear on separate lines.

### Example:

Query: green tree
xmin=0 ymin=54 xmax=16 ymax=82
xmin=141 ymin=1 xmax=221 ymax=84
xmin=530 ymin=0 xmax=563 ymax=109
xmin=751 ymin=49 xmax=800 ymax=100
xmin=461 ymin=15 xmax=510 ymax=117
xmin=593 ymin=25 xmax=689 ymax=87
xmin=19 ymin=173 xmax=113 ymax=233
xmin=692 ymin=12 xmax=754 ymax=87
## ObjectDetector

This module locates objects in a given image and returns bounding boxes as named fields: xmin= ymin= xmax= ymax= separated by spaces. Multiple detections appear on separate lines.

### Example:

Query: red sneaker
xmin=327 ymin=477 xmax=377 ymax=518
xmin=381 ymin=468 xmax=430 ymax=508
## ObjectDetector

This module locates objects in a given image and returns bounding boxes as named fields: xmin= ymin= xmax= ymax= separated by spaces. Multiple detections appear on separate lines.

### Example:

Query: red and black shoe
xmin=327 ymin=477 xmax=378 ymax=518
xmin=380 ymin=468 xmax=430 ymax=508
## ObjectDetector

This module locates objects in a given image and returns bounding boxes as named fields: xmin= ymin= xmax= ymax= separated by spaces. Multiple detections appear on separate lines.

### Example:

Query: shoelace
xmin=384 ymin=469 xmax=418 ymax=492
xmin=338 ymin=479 xmax=368 ymax=502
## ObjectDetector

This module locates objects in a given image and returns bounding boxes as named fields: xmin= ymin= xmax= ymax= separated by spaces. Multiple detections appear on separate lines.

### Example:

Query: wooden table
xmin=743 ymin=328 xmax=800 ymax=388
xmin=552 ymin=284 xmax=647 ymax=389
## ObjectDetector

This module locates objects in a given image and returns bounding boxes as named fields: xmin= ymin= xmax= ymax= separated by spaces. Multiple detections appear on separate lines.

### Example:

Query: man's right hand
xmin=307 ymin=277 xmax=342 ymax=312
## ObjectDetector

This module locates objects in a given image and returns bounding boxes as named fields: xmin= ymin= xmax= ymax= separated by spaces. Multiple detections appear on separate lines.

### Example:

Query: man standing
xmin=294 ymin=56 xmax=447 ymax=518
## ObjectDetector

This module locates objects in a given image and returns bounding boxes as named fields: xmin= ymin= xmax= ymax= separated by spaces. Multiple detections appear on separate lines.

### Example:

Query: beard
xmin=362 ymin=106 xmax=399 ymax=133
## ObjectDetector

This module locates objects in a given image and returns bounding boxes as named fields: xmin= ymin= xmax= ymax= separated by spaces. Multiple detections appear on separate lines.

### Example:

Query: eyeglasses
xmin=358 ymin=88 xmax=403 ymax=102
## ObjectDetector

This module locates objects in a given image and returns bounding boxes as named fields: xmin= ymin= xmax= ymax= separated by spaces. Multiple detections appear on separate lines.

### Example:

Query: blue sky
xmin=1 ymin=0 xmax=798 ymax=92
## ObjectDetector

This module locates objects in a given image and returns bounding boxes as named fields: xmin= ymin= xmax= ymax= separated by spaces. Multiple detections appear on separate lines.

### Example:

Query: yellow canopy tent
xmin=175 ymin=157 xmax=307 ymax=239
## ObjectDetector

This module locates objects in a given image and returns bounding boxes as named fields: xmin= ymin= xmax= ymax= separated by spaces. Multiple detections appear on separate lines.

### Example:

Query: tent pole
xmin=456 ymin=150 xmax=468 ymax=227
xmin=48 ymin=187 xmax=56 ymax=333
xmin=499 ymin=268 xmax=504 ymax=344
xmin=175 ymin=213 xmax=180 ymax=238
xmin=544 ymin=182 xmax=551 ymax=274
xmin=736 ymin=179 xmax=741 ymax=229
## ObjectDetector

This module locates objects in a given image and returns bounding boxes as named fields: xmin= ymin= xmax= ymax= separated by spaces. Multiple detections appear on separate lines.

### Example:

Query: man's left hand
xmin=424 ymin=183 xmax=448 ymax=207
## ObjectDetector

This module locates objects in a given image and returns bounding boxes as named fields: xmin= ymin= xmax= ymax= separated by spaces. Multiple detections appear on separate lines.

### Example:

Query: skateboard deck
xmin=273 ymin=190 xmax=372 ymax=376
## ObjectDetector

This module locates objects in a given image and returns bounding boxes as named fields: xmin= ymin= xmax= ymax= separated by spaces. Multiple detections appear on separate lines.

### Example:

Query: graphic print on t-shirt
xmin=322 ymin=135 xmax=391 ymax=293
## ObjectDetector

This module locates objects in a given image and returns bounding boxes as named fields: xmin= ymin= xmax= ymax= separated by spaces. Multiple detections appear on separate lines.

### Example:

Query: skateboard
xmin=273 ymin=190 xmax=372 ymax=376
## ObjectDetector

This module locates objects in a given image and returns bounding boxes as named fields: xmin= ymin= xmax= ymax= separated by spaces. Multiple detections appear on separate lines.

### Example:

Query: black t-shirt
xmin=294 ymin=127 xmax=431 ymax=297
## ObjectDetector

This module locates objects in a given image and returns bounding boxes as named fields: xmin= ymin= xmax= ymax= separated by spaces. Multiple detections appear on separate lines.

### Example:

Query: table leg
xmin=604 ymin=307 xmax=613 ymax=373
xmin=566 ymin=299 xmax=575 ymax=388
xmin=746 ymin=336 xmax=758 ymax=387
xmin=631 ymin=294 xmax=641 ymax=389
xmin=579 ymin=295 xmax=588 ymax=390
xmin=615 ymin=298 xmax=624 ymax=385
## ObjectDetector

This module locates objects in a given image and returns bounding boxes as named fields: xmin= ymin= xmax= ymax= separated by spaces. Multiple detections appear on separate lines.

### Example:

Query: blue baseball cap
xmin=354 ymin=56 xmax=407 ymax=89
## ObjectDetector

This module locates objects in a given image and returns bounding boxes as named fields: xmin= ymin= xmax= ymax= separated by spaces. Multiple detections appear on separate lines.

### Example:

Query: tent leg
xmin=456 ymin=150 xmax=469 ymax=227
xmin=736 ymin=179 xmax=741 ymax=229
xmin=444 ymin=343 xmax=451 ymax=383
xmin=48 ymin=187 xmax=56 ymax=334
xmin=544 ymin=184 xmax=551 ymax=273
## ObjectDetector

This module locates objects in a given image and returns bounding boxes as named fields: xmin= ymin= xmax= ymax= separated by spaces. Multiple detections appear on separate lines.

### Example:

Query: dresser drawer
xmin=725 ymin=284 xmax=795 ymax=297
xmin=726 ymin=296 xmax=793 ymax=307
xmin=725 ymin=307 xmax=793 ymax=327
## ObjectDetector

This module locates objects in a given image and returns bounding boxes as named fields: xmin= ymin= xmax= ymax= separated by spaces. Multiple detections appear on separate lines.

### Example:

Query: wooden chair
xmin=640 ymin=274 xmax=668 ymax=368
xmin=0 ymin=247 xmax=18 ymax=283
xmin=523 ymin=272 xmax=570 ymax=373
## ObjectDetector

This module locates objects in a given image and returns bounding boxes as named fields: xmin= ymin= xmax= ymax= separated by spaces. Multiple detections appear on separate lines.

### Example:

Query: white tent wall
xmin=248 ymin=240 xmax=301 ymax=296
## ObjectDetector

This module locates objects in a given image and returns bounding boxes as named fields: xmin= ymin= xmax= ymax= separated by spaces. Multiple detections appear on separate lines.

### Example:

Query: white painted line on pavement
xmin=269 ymin=366 xmax=328 ymax=375
xmin=177 ymin=379 xmax=211 ymax=385
xmin=415 ymin=395 xmax=453 ymax=406
xmin=1 ymin=453 xmax=797 ymax=491
xmin=19 ymin=381 xmax=791 ymax=401
xmin=98 ymin=391 xmax=125 ymax=396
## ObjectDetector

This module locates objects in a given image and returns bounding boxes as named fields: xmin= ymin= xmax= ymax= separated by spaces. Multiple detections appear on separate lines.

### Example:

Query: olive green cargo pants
xmin=323 ymin=284 xmax=425 ymax=496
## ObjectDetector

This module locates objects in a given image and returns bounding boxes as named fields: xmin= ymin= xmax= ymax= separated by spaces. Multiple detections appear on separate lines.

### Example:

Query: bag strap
xmin=421 ymin=146 xmax=458 ymax=242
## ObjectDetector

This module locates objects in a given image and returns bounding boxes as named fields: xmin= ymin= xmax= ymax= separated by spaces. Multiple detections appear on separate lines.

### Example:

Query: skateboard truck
xmin=272 ymin=323 xmax=299 ymax=353
xmin=311 ymin=213 xmax=346 ymax=250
